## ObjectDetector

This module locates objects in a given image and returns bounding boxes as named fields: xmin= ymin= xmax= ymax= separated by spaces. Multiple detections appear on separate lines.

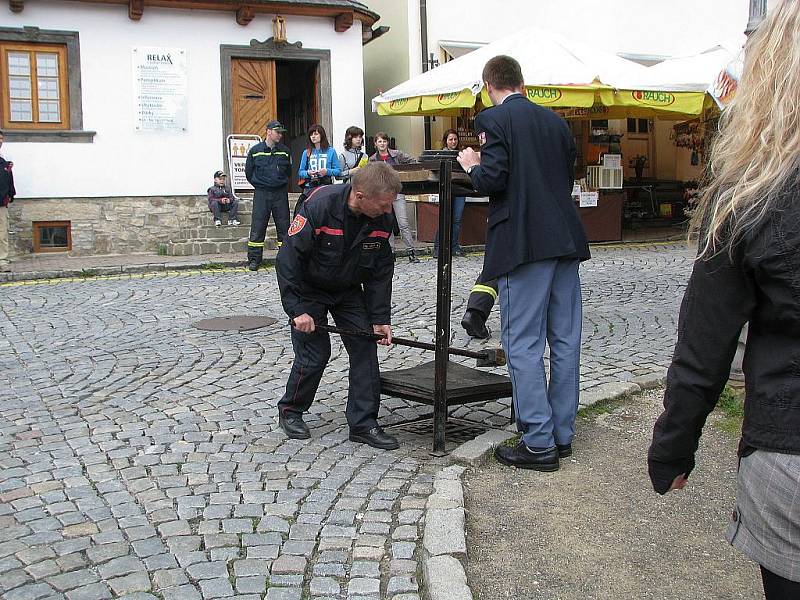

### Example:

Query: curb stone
xmin=421 ymin=465 xmax=472 ymax=600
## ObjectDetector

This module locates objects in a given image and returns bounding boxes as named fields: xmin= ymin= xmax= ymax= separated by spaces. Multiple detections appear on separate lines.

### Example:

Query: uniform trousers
xmin=499 ymin=258 xmax=582 ymax=449
xmin=0 ymin=206 xmax=9 ymax=263
xmin=248 ymin=187 xmax=289 ymax=263
xmin=278 ymin=289 xmax=382 ymax=434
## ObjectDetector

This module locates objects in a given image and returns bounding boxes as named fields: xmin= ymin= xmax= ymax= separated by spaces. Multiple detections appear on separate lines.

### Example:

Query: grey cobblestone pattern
xmin=0 ymin=243 xmax=693 ymax=598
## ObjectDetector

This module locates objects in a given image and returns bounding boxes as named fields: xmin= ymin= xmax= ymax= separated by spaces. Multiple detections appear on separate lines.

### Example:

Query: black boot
xmin=408 ymin=249 xmax=420 ymax=264
xmin=349 ymin=426 xmax=399 ymax=450
xmin=279 ymin=412 xmax=311 ymax=439
xmin=495 ymin=441 xmax=559 ymax=471
xmin=248 ymin=260 xmax=260 ymax=271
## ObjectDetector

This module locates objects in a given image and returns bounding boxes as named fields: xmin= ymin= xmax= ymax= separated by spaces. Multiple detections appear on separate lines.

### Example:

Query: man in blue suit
xmin=457 ymin=55 xmax=590 ymax=472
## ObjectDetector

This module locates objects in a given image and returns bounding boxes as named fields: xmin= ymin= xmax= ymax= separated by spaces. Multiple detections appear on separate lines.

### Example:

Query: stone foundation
xmin=6 ymin=193 xmax=418 ymax=258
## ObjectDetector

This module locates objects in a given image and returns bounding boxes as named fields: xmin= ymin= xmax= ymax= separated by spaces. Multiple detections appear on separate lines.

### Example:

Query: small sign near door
xmin=227 ymin=135 xmax=262 ymax=191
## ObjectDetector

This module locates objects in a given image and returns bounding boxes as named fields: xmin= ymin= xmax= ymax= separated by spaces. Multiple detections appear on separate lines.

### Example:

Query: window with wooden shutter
xmin=1 ymin=42 xmax=70 ymax=130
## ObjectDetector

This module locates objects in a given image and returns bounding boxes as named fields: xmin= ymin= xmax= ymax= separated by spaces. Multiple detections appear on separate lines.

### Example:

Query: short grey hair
xmin=351 ymin=161 xmax=402 ymax=197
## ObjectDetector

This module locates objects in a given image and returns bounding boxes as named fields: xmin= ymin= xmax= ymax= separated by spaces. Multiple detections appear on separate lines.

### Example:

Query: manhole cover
xmin=193 ymin=315 xmax=278 ymax=331
xmin=386 ymin=415 xmax=490 ymax=445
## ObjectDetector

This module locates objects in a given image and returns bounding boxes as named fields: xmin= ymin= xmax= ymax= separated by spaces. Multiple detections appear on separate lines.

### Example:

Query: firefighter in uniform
xmin=245 ymin=120 xmax=292 ymax=271
xmin=275 ymin=162 xmax=402 ymax=450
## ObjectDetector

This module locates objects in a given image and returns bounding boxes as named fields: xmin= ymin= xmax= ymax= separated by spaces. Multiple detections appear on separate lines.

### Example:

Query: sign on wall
xmin=132 ymin=47 xmax=188 ymax=131
xmin=227 ymin=135 xmax=262 ymax=190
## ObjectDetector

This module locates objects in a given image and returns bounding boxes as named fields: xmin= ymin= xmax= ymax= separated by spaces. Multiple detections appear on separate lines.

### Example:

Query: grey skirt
xmin=726 ymin=449 xmax=800 ymax=581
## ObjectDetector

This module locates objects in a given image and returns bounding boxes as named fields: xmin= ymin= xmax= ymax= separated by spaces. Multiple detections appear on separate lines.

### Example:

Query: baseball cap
xmin=214 ymin=170 xmax=226 ymax=178
xmin=266 ymin=120 xmax=287 ymax=132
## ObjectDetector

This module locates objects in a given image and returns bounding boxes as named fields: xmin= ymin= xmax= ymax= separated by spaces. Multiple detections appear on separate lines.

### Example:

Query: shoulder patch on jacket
xmin=288 ymin=215 xmax=307 ymax=236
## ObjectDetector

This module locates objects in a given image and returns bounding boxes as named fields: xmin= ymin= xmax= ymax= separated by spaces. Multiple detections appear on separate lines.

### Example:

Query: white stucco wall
xmin=3 ymin=0 xmax=365 ymax=198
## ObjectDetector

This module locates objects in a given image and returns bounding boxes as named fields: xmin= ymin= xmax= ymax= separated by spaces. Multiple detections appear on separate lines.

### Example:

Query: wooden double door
xmin=231 ymin=58 xmax=319 ymax=139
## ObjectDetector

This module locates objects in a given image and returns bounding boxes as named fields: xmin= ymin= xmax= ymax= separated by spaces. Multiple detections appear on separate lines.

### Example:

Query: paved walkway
xmin=0 ymin=243 xmax=693 ymax=599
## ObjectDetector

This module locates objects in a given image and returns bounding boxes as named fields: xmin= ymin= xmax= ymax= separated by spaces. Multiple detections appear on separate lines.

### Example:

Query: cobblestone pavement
xmin=0 ymin=243 xmax=693 ymax=600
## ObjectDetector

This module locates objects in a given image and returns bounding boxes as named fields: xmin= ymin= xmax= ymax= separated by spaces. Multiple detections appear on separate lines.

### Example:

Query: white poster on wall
xmin=132 ymin=47 xmax=188 ymax=131
xmin=579 ymin=192 xmax=599 ymax=208
xmin=227 ymin=135 xmax=262 ymax=191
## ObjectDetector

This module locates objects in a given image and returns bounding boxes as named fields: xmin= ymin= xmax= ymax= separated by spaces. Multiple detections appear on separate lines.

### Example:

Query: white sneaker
xmin=214 ymin=220 xmax=222 ymax=227
xmin=229 ymin=219 xmax=241 ymax=226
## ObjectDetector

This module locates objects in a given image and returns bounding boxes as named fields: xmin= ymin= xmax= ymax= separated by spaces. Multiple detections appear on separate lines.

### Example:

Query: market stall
xmin=372 ymin=29 xmax=736 ymax=242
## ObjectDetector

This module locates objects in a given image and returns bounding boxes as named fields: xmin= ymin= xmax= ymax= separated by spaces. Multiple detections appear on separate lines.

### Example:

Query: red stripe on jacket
xmin=315 ymin=226 xmax=344 ymax=236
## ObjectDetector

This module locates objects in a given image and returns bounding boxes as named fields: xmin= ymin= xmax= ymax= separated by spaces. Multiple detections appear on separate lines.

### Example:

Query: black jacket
xmin=245 ymin=141 xmax=292 ymax=189
xmin=276 ymin=184 xmax=395 ymax=324
xmin=649 ymin=187 xmax=800 ymax=494
xmin=469 ymin=94 xmax=589 ymax=280
xmin=0 ymin=157 xmax=15 ymax=208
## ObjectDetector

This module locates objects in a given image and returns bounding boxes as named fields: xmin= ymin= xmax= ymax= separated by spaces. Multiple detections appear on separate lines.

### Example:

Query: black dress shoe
xmin=461 ymin=309 xmax=490 ymax=339
xmin=408 ymin=251 xmax=420 ymax=264
xmin=495 ymin=441 xmax=559 ymax=471
xmin=278 ymin=413 xmax=310 ymax=439
xmin=557 ymin=443 xmax=572 ymax=458
xmin=349 ymin=426 xmax=399 ymax=450
xmin=248 ymin=260 xmax=259 ymax=272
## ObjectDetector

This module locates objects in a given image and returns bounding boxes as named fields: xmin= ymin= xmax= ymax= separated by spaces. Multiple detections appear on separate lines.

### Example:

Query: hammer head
xmin=476 ymin=347 xmax=506 ymax=368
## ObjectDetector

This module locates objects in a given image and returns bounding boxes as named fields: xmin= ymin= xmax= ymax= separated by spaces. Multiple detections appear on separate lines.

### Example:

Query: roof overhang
xmin=8 ymin=0 xmax=380 ymax=34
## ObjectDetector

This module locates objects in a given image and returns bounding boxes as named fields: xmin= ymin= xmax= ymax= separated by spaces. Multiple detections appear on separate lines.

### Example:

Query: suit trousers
xmin=278 ymin=290 xmax=382 ymax=433
xmin=248 ymin=187 xmax=289 ymax=263
xmin=499 ymin=258 xmax=582 ymax=449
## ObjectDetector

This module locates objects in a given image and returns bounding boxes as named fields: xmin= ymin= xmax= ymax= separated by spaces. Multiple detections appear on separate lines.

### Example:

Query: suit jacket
xmin=469 ymin=94 xmax=589 ymax=280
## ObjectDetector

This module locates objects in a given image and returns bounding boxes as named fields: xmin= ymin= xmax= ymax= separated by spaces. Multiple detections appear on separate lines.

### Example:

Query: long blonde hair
xmin=694 ymin=0 xmax=800 ymax=257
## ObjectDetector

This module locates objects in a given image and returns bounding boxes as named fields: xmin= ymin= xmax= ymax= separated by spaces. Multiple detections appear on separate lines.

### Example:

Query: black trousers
xmin=278 ymin=290 xmax=382 ymax=433
xmin=248 ymin=187 xmax=289 ymax=263
xmin=466 ymin=270 xmax=498 ymax=320
xmin=209 ymin=199 xmax=239 ymax=221
xmin=762 ymin=566 xmax=800 ymax=600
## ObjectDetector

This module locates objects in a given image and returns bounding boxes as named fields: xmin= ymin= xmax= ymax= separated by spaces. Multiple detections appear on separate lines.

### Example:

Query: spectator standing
xmin=296 ymin=124 xmax=341 ymax=214
xmin=433 ymin=129 xmax=467 ymax=258
xmin=207 ymin=170 xmax=240 ymax=227
xmin=0 ymin=130 xmax=15 ymax=269
xmin=245 ymin=119 xmax=292 ymax=271
xmin=457 ymin=56 xmax=589 ymax=472
xmin=369 ymin=132 xmax=420 ymax=263
xmin=648 ymin=3 xmax=800 ymax=597
xmin=339 ymin=125 xmax=368 ymax=183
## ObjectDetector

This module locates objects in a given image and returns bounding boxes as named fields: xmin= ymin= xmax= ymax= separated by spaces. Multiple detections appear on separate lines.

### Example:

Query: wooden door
xmin=231 ymin=58 xmax=277 ymax=135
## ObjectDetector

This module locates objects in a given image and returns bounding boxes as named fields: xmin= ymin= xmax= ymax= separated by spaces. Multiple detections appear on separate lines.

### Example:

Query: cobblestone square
xmin=0 ymin=243 xmax=693 ymax=599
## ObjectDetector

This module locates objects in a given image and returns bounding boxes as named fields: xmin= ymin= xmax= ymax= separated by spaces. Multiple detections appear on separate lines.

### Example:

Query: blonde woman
xmin=649 ymin=2 xmax=800 ymax=596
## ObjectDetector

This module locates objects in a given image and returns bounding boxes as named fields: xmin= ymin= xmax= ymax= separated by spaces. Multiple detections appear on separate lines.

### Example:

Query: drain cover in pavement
xmin=193 ymin=315 xmax=278 ymax=331
xmin=386 ymin=415 xmax=490 ymax=445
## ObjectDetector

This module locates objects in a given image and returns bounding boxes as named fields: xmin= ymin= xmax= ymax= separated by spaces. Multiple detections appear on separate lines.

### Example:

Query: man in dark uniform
xmin=457 ymin=55 xmax=590 ymax=472
xmin=245 ymin=120 xmax=292 ymax=271
xmin=275 ymin=162 xmax=402 ymax=450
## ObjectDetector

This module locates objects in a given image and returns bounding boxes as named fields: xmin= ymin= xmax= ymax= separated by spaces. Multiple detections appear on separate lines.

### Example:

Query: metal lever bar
xmin=291 ymin=320 xmax=497 ymax=362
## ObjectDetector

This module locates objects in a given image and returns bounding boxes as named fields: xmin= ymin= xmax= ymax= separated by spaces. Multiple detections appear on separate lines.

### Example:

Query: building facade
xmin=1 ymin=0 xmax=381 ymax=256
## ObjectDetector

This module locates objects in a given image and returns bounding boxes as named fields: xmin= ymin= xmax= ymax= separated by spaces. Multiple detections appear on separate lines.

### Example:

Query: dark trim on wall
xmin=0 ymin=26 xmax=87 ymax=135
xmin=1 ymin=130 xmax=96 ymax=143
xmin=219 ymin=40 xmax=332 ymax=174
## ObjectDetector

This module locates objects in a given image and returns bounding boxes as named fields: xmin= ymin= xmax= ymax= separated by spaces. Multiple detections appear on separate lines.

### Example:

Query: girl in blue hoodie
xmin=296 ymin=124 xmax=341 ymax=212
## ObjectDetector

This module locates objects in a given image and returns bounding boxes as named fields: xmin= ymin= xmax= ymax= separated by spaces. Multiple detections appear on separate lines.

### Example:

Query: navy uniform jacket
xmin=276 ymin=184 xmax=395 ymax=324
xmin=245 ymin=141 xmax=292 ymax=189
xmin=469 ymin=94 xmax=590 ymax=281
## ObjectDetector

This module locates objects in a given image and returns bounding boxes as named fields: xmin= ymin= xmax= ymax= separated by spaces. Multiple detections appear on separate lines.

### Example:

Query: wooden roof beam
xmin=334 ymin=11 xmax=354 ymax=33
xmin=128 ymin=0 xmax=143 ymax=19
xmin=236 ymin=5 xmax=254 ymax=25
